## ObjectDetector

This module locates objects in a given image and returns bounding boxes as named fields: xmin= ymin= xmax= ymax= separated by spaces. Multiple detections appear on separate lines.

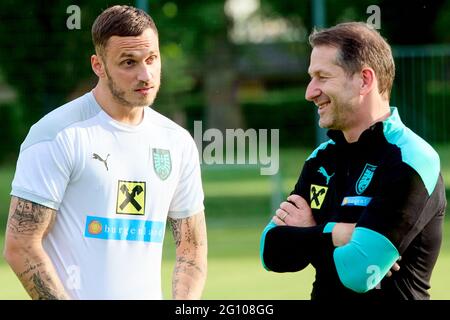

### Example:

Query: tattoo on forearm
xmin=7 ymin=198 xmax=63 ymax=300
xmin=171 ymin=214 xmax=207 ymax=298
xmin=173 ymin=256 xmax=204 ymax=298
xmin=18 ymin=261 xmax=44 ymax=278
xmin=32 ymin=272 xmax=58 ymax=300
xmin=8 ymin=198 xmax=54 ymax=235
xmin=175 ymin=256 xmax=203 ymax=275
xmin=168 ymin=218 xmax=182 ymax=247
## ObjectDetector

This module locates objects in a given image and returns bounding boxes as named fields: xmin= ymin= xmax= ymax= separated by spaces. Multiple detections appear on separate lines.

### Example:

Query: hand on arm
xmin=3 ymin=196 xmax=70 ymax=299
xmin=272 ymin=195 xmax=316 ymax=227
xmin=169 ymin=211 xmax=207 ymax=300
xmin=271 ymin=195 xmax=401 ymax=278
xmin=331 ymin=222 xmax=400 ymax=277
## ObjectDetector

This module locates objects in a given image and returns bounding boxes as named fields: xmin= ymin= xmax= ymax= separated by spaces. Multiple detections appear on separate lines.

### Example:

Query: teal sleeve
xmin=333 ymin=227 xmax=400 ymax=293
xmin=260 ymin=221 xmax=277 ymax=270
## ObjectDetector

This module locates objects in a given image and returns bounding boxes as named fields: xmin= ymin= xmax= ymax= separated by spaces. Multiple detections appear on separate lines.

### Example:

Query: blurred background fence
xmin=392 ymin=45 xmax=450 ymax=144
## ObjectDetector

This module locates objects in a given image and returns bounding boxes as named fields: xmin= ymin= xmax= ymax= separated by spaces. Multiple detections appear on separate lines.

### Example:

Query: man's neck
xmin=92 ymin=85 xmax=144 ymax=126
xmin=343 ymin=101 xmax=391 ymax=143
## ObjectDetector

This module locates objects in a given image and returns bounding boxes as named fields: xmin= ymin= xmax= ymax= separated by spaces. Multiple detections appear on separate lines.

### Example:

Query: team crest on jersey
xmin=116 ymin=180 xmax=146 ymax=215
xmin=310 ymin=184 xmax=328 ymax=209
xmin=152 ymin=148 xmax=172 ymax=180
xmin=355 ymin=163 xmax=377 ymax=195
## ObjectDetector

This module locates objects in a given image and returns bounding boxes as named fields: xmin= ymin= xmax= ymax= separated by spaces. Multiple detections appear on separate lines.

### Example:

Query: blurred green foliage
xmin=0 ymin=0 xmax=449 ymax=163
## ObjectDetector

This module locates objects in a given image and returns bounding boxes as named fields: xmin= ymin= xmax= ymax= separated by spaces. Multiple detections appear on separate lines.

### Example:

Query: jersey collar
xmin=327 ymin=107 xmax=403 ymax=147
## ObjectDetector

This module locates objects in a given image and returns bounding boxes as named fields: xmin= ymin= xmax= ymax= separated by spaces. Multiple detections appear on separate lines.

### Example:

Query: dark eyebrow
xmin=119 ymin=51 xmax=157 ymax=59
xmin=119 ymin=52 xmax=136 ymax=59
xmin=308 ymin=69 xmax=331 ymax=77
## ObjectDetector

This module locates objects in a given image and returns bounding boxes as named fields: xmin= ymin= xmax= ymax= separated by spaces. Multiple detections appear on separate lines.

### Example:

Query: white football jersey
xmin=11 ymin=91 xmax=204 ymax=299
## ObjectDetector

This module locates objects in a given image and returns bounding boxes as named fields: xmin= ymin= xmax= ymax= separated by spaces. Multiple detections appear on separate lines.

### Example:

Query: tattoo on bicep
xmin=8 ymin=198 xmax=55 ymax=235
xmin=168 ymin=217 xmax=182 ymax=247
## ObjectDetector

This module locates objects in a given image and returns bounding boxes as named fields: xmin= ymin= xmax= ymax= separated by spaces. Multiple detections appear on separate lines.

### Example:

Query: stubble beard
xmin=104 ymin=65 xmax=157 ymax=108
xmin=320 ymin=98 xmax=351 ymax=131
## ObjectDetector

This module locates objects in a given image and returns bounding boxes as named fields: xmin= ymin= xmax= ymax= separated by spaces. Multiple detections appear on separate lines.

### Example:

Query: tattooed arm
xmin=3 ymin=196 xmax=70 ymax=299
xmin=168 ymin=211 xmax=207 ymax=299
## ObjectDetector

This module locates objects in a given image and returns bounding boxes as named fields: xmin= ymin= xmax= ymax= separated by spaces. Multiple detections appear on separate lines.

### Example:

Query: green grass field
xmin=1 ymin=147 xmax=449 ymax=300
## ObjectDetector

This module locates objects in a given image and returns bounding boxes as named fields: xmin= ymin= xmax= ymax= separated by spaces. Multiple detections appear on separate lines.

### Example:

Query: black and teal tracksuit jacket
xmin=260 ymin=107 xmax=446 ymax=300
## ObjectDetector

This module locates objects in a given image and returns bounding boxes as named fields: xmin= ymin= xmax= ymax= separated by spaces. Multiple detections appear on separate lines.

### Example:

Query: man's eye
xmin=123 ymin=60 xmax=135 ymax=66
xmin=147 ymin=55 xmax=157 ymax=64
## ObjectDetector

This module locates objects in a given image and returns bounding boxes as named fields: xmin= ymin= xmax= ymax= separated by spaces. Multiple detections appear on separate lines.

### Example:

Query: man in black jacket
xmin=260 ymin=22 xmax=446 ymax=300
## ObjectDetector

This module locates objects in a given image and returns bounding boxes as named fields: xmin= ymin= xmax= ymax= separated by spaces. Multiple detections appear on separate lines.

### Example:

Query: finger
xmin=386 ymin=271 xmax=392 ymax=277
xmin=287 ymin=194 xmax=309 ymax=209
xmin=272 ymin=215 xmax=286 ymax=226
xmin=275 ymin=208 xmax=288 ymax=220
xmin=398 ymin=256 xmax=402 ymax=262
xmin=392 ymin=263 xmax=400 ymax=271
xmin=279 ymin=201 xmax=299 ymax=214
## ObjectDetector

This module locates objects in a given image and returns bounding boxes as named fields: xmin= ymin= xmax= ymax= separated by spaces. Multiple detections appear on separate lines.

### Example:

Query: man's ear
xmin=91 ymin=54 xmax=106 ymax=78
xmin=359 ymin=67 xmax=376 ymax=96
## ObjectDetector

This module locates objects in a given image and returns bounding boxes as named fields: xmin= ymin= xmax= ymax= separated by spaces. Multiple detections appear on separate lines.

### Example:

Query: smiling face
xmin=305 ymin=45 xmax=361 ymax=131
xmin=98 ymin=28 xmax=161 ymax=108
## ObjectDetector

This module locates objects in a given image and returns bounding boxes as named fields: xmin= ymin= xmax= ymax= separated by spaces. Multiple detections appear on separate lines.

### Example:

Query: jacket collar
xmin=326 ymin=107 xmax=402 ymax=147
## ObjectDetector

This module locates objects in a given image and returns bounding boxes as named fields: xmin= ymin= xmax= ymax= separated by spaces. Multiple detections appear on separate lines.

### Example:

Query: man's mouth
xmin=317 ymin=101 xmax=331 ymax=111
xmin=135 ymin=87 xmax=153 ymax=95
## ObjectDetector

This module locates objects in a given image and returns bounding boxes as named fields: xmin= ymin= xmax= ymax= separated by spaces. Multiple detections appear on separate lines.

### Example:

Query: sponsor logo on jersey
xmin=84 ymin=216 xmax=164 ymax=243
xmin=317 ymin=166 xmax=335 ymax=185
xmin=341 ymin=196 xmax=372 ymax=207
xmin=116 ymin=180 xmax=146 ymax=215
xmin=356 ymin=163 xmax=377 ymax=195
xmin=87 ymin=220 xmax=103 ymax=235
xmin=152 ymin=148 xmax=172 ymax=180
xmin=310 ymin=184 xmax=328 ymax=209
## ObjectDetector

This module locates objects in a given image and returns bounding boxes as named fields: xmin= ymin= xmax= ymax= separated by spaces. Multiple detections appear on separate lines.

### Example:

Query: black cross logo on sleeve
xmin=311 ymin=186 xmax=326 ymax=207
xmin=119 ymin=184 xmax=144 ymax=211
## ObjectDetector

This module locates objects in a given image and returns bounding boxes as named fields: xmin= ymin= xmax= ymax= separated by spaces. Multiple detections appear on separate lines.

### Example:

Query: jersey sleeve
xmin=260 ymin=221 xmax=332 ymax=272
xmin=11 ymin=130 xmax=74 ymax=210
xmin=332 ymin=161 xmax=445 ymax=293
xmin=290 ymin=160 xmax=313 ymax=202
xmin=260 ymin=159 xmax=323 ymax=272
xmin=168 ymin=132 xmax=205 ymax=219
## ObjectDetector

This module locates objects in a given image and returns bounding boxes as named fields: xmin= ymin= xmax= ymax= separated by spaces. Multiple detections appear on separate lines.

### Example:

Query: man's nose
xmin=305 ymin=79 xmax=321 ymax=102
xmin=137 ymin=64 xmax=153 ymax=83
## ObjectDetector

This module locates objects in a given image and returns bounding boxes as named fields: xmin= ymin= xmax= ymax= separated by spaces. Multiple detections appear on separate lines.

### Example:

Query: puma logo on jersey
xmin=93 ymin=153 xmax=110 ymax=171
xmin=317 ymin=166 xmax=334 ymax=185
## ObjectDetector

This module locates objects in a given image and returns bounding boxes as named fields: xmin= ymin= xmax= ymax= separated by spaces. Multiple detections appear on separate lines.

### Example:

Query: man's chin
xmin=128 ymin=96 xmax=156 ymax=108
xmin=318 ymin=119 xmax=330 ymax=129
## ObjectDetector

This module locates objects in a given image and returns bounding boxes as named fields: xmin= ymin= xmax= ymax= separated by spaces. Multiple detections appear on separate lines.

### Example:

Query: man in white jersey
xmin=3 ymin=5 xmax=207 ymax=300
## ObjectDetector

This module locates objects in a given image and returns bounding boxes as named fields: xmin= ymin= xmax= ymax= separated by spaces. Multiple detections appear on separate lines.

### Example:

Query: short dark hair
xmin=309 ymin=22 xmax=395 ymax=99
xmin=92 ymin=5 xmax=158 ymax=56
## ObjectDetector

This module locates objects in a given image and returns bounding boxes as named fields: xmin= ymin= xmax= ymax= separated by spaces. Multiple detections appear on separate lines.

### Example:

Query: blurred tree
xmin=0 ymin=0 xmax=245 ymax=135
xmin=264 ymin=0 xmax=448 ymax=44
xmin=0 ymin=0 xmax=447 ymax=146
xmin=435 ymin=0 xmax=450 ymax=42
xmin=379 ymin=0 xmax=446 ymax=44
xmin=0 ymin=0 xmax=95 ymax=125
xmin=150 ymin=0 xmax=244 ymax=131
